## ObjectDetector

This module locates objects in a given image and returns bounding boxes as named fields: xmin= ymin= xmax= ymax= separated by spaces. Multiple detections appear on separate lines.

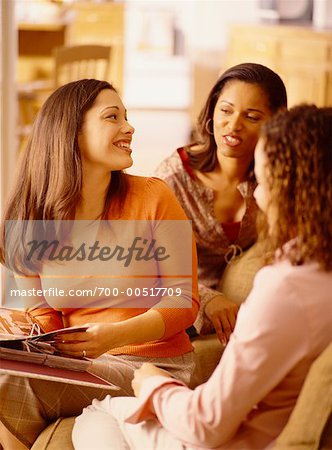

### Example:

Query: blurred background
xmin=1 ymin=0 xmax=332 ymax=208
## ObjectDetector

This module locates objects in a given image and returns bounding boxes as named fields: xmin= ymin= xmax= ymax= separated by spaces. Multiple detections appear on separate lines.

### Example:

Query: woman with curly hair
xmin=155 ymin=62 xmax=288 ymax=342
xmin=73 ymin=105 xmax=332 ymax=450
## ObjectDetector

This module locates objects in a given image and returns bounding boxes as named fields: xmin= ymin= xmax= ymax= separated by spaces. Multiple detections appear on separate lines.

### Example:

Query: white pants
xmin=72 ymin=395 xmax=184 ymax=450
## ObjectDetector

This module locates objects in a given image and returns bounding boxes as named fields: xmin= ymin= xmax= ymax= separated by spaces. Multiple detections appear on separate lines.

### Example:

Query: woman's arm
xmin=55 ymin=309 xmax=166 ymax=359
xmin=55 ymin=178 xmax=199 ymax=358
xmin=126 ymin=266 xmax=309 ymax=447
xmin=144 ymin=178 xmax=199 ymax=339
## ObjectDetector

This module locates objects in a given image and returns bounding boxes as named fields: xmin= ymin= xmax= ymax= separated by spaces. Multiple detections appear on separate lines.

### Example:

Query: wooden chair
xmin=53 ymin=44 xmax=112 ymax=87
xmin=17 ymin=45 xmax=112 ymax=150
xmin=17 ymin=88 xmax=41 ymax=151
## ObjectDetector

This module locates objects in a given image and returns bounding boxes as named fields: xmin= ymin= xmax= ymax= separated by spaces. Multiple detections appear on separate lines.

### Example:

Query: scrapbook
xmin=0 ymin=307 xmax=118 ymax=389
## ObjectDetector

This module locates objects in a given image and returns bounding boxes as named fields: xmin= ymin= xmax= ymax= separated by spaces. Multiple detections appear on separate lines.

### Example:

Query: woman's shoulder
xmin=124 ymin=174 xmax=176 ymax=201
xmin=125 ymin=174 xmax=168 ymax=190
xmin=124 ymin=174 xmax=187 ymax=220
xmin=154 ymin=149 xmax=186 ymax=180
xmin=253 ymin=258 xmax=332 ymax=302
xmin=246 ymin=259 xmax=332 ymax=350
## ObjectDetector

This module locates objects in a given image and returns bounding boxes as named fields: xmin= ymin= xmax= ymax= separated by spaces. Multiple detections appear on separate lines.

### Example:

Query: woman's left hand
xmin=54 ymin=323 xmax=116 ymax=359
xmin=132 ymin=362 xmax=173 ymax=397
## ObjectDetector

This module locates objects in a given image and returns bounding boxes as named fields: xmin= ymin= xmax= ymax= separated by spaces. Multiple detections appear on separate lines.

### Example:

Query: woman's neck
xmin=215 ymin=154 xmax=252 ymax=183
xmin=195 ymin=153 xmax=252 ymax=191
xmin=76 ymin=170 xmax=111 ymax=220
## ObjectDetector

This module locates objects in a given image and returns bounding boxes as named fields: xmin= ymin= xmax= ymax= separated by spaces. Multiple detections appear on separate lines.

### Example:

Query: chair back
xmin=53 ymin=45 xmax=111 ymax=87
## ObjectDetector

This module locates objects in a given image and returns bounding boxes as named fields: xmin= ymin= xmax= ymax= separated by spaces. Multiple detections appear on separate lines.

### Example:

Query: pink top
xmin=125 ymin=257 xmax=332 ymax=449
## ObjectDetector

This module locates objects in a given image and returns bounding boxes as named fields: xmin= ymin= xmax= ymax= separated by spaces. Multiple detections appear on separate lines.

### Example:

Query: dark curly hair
xmin=260 ymin=104 xmax=332 ymax=270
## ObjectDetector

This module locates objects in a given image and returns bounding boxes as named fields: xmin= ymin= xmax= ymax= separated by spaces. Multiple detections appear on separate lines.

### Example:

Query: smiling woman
xmin=0 ymin=79 xmax=199 ymax=449
xmin=78 ymin=89 xmax=135 ymax=174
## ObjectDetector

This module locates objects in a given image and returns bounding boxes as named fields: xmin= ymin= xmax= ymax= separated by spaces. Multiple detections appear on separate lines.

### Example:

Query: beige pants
xmin=0 ymin=352 xmax=194 ymax=448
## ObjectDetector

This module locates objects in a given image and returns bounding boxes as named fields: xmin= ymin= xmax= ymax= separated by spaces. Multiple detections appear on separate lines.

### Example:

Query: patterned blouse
xmin=155 ymin=148 xmax=258 ymax=334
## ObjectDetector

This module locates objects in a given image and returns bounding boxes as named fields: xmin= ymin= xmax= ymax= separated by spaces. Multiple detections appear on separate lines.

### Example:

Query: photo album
xmin=0 ymin=307 xmax=118 ymax=389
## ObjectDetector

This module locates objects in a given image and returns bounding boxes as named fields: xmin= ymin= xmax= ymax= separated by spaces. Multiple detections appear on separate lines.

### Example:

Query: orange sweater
xmin=29 ymin=176 xmax=199 ymax=357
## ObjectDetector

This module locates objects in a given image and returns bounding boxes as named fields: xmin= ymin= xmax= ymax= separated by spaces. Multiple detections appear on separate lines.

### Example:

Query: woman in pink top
xmin=73 ymin=105 xmax=332 ymax=449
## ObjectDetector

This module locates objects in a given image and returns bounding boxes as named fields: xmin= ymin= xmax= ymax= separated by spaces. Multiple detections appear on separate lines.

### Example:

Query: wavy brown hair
xmin=188 ymin=62 xmax=288 ymax=172
xmin=0 ymin=79 xmax=127 ymax=268
xmin=260 ymin=104 xmax=332 ymax=270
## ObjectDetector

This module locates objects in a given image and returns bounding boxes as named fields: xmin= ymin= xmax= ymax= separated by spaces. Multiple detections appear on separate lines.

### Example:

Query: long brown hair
xmin=0 ymin=79 xmax=127 ymax=267
xmin=188 ymin=62 xmax=288 ymax=172
xmin=260 ymin=104 xmax=332 ymax=270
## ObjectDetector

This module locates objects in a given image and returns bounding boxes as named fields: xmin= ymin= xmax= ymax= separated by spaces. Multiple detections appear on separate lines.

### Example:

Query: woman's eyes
xmin=106 ymin=114 xmax=128 ymax=121
xmin=220 ymin=109 xmax=261 ymax=122
xmin=247 ymin=115 xmax=260 ymax=122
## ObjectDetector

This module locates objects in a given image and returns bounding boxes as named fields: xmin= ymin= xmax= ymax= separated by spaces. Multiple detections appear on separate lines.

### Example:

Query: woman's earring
xmin=205 ymin=118 xmax=214 ymax=136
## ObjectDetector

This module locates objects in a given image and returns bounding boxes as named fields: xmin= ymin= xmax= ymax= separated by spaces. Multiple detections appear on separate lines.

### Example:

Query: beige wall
xmin=1 ymin=0 xmax=17 ymax=210
xmin=0 ymin=0 xmax=17 ymax=303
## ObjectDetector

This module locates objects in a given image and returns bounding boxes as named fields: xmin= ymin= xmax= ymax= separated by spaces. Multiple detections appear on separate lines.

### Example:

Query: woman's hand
xmin=54 ymin=323 xmax=117 ymax=359
xmin=132 ymin=362 xmax=173 ymax=397
xmin=54 ymin=310 xmax=165 ymax=359
xmin=204 ymin=295 xmax=239 ymax=344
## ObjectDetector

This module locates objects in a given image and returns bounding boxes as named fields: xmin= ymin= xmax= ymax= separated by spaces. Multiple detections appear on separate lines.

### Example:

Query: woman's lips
xmin=222 ymin=135 xmax=242 ymax=147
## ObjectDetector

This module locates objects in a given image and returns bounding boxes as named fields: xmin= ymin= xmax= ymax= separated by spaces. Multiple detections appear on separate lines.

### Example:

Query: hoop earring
xmin=205 ymin=118 xmax=214 ymax=136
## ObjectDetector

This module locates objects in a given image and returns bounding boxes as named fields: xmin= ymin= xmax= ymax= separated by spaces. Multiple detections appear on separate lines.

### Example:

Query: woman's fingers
xmin=211 ymin=307 xmax=238 ymax=344
xmin=228 ymin=308 xmax=238 ymax=332
xmin=212 ymin=315 xmax=226 ymax=344
xmin=219 ymin=313 xmax=233 ymax=341
xmin=54 ymin=331 xmax=89 ymax=343
xmin=54 ymin=341 xmax=91 ymax=358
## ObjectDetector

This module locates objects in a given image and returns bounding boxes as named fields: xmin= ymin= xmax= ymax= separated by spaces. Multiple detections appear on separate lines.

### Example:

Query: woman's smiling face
xmin=213 ymin=80 xmax=272 ymax=163
xmin=78 ymin=89 xmax=135 ymax=173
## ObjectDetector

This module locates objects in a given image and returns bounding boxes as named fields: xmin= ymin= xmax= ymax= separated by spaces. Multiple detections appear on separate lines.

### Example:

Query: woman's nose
xmin=123 ymin=121 xmax=135 ymax=135
xmin=228 ymin=113 xmax=243 ymax=131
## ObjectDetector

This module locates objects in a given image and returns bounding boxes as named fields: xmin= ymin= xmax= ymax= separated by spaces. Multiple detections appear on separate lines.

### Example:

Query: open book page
xmin=0 ymin=308 xmax=92 ymax=372
xmin=0 ymin=307 xmax=88 ymax=354
xmin=29 ymin=325 xmax=90 ymax=341
xmin=0 ymin=308 xmax=120 ymax=389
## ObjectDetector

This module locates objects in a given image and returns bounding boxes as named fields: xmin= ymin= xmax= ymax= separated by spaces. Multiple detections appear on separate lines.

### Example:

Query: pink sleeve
xmin=126 ymin=265 xmax=309 ymax=447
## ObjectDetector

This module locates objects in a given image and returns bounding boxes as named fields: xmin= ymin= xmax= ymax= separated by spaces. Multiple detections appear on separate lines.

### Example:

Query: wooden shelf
xmin=18 ymin=22 xmax=66 ymax=31
xmin=225 ymin=24 xmax=332 ymax=107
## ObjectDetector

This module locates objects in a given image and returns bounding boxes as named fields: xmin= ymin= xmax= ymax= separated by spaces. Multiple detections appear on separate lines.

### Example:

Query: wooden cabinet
xmin=17 ymin=2 xmax=124 ymax=93
xmin=65 ymin=2 xmax=124 ymax=93
xmin=225 ymin=24 xmax=332 ymax=107
xmin=17 ymin=23 xmax=66 ymax=82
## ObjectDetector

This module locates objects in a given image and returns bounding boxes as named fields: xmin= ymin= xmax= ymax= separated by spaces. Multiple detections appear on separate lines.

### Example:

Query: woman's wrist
xmin=204 ymin=293 xmax=225 ymax=319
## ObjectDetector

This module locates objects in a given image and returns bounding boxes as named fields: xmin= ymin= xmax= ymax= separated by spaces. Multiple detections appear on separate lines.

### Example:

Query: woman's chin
xmin=112 ymin=156 xmax=134 ymax=171
xmin=124 ymin=156 xmax=134 ymax=169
